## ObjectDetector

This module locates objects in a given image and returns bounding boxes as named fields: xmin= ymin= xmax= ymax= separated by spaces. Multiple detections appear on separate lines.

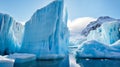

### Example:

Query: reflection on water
xmin=14 ymin=55 xmax=120 ymax=67
xmin=35 ymin=56 xmax=69 ymax=67
xmin=76 ymin=58 xmax=120 ymax=67
xmin=14 ymin=56 xmax=69 ymax=67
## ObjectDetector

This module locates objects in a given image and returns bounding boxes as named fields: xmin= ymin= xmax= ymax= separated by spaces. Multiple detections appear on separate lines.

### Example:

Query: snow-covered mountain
xmin=81 ymin=16 xmax=120 ymax=36
xmin=20 ymin=0 xmax=69 ymax=59
xmin=0 ymin=13 xmax=24 ymax=55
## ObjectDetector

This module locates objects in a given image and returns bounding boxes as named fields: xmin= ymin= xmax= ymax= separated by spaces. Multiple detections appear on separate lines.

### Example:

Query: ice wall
xmin=20 ymin=0 xmax=69 ymax=59
xmin=0 ymin=13 xmax=23 ymax=55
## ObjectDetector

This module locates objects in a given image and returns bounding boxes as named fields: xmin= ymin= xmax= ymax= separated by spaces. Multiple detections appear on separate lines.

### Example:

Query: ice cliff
xmin=0 ymin=13 xmax=24 ymax=55
xmin=20 ymin=0 xmax=69 ymax=59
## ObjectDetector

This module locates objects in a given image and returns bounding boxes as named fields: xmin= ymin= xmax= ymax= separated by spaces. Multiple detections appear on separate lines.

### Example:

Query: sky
xmin=66 ymin=0 xmax=120 ymax=20
xmin=0 ymin=0 xmax=120 ymax=22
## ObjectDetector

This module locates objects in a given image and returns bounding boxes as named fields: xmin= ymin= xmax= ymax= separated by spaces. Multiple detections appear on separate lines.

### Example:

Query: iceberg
xmin=87 ymin=20 xmax=120 ymax=44
xmin=76 ymin=17 xmax=120 ymax=58
xmin=7 ymin=53 xmax=36 ymax=63
xmin=0 ymin=13 xmax=23 ymax=55
xmin=20 ymin=0 xmax=69 ymax=59
xmin=76 ymin=40 xmax=110 ymax=58
xmin=69 ymin=17 xmax=117 ymax=55
xmin=7 ymin=53 xmax=36 ymax=67
xmin=76 ymin=40 xmax=120 ymax=58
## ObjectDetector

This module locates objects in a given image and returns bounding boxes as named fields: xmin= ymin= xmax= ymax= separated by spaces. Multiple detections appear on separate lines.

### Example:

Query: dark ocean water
xmin=14 ymin=56 xmax=69 ymax=67
xmin=76 ymin=58 xmax=120 ymax=67
xmin=14 ymin=55 xmax=120 ymax=67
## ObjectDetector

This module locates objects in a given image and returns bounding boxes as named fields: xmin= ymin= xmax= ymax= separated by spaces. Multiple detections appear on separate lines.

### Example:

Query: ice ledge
xmin=0 ymin=56 xmax=14 ymax=67
xmin=7 ymin=53 xmax=36 ymax=63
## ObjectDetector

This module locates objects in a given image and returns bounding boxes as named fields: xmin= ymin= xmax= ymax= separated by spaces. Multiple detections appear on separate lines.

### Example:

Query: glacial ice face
xmin=87 ymin=21 xmax=120 ymax=44
xmin=76 ymin=40 xmax=120 ymax=58
xmin=76 ymin=40 xmax=108 ymax=58
xmin=20 ymin=0 xmax=69 ymax=58
xmin=9 ymin=22 xmax=24 ymax=51
xmin=0 ymin=13 xmax=23 ymax=55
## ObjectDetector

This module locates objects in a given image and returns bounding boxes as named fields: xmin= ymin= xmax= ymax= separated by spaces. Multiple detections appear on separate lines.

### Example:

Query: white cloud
xmin=68 ymin=17 xmax=96 ymax=39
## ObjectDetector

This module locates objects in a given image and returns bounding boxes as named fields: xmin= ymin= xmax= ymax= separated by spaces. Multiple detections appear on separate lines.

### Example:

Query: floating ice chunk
xmin=76 ymin=40 xmax=120 ymax=58
xmin=7 ymin=53 xmax=36 ymax=63
xmin=76 ymin=40 xmax=108 ymax=58
xmin=0 ymin=55 xmax=14 ymax=67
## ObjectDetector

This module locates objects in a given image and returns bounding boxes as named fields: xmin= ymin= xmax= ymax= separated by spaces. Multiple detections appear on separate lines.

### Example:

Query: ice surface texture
xmin=20 ymin=0 xmax=69 ymax=59
xmin=87 ymin=21 xmax=120 ymax=44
